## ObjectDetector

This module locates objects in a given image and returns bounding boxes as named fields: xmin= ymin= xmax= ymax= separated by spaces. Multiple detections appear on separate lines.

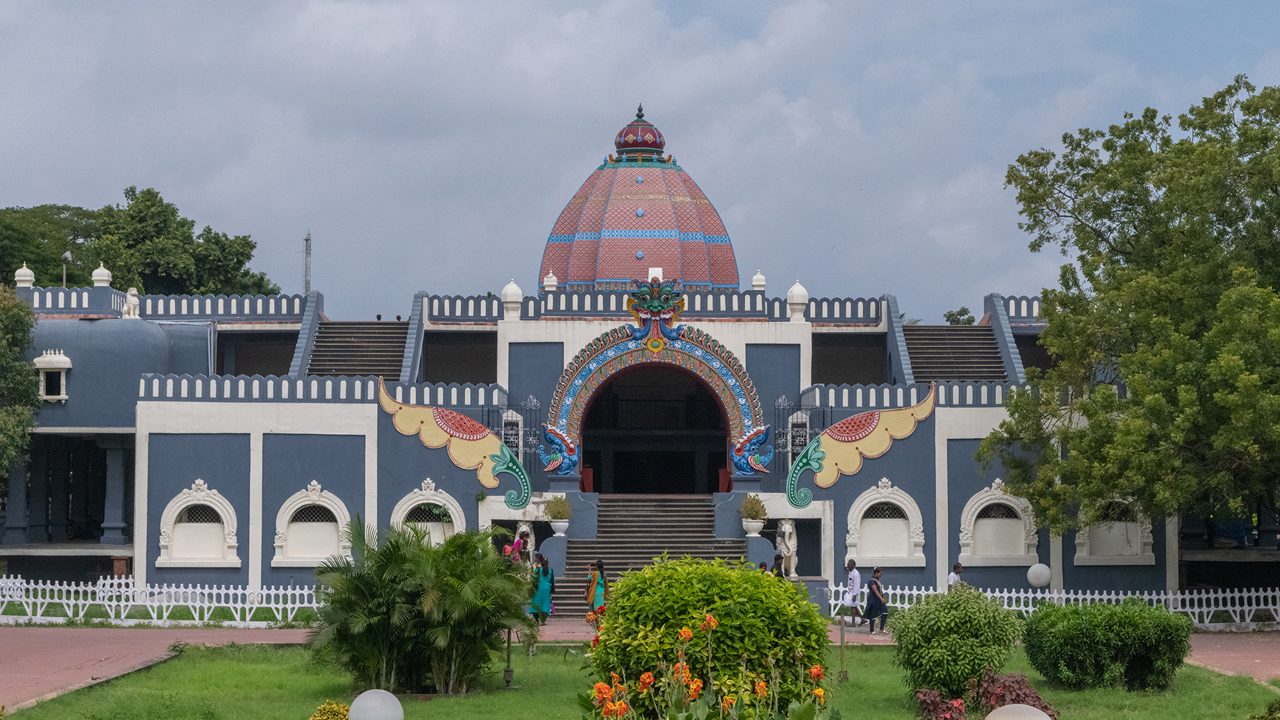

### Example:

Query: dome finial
xmin=636 ymin=103 xmax=644 ymax=120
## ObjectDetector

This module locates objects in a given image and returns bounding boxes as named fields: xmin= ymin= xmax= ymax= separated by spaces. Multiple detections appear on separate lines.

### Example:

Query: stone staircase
xmin=306 ymin=321 xmax=408 ymax=377
xmin=902 ymin=325 xmax=1007 ymax=382
xmin=553 ymin=495 xmax=746 ymax=618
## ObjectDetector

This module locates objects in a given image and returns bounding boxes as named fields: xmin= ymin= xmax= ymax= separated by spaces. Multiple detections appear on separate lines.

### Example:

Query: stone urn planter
xmin=741 ymin=519 xmax=765 ymax=537
xmin=739 ymin=493 xmax=767 ymax=537
xmin=550 ymin=519 xmax=570 ymax=537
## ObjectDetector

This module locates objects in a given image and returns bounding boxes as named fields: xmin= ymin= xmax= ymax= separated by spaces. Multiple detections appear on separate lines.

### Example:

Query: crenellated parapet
xmin=1001 ymin=294 xmax=1044 ymax=323
xmin=508 ymin=288 xmax=882 ymax=324
xmin=137 ymin=373 xmax=505 ymax=407
xmin=425 ymin=294 xmax=504 ymax=324
xmin=803 ymin=381 xmax=1027 ymax=409
xmin=140 ymin=293 xmax=307 ymax=321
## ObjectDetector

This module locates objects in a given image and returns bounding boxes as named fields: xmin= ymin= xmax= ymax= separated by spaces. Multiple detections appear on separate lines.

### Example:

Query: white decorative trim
xmin=846 ymin=478 xmax=927 ymax=567
xmin=34 ymin=351 xmax=71 ymax=402
xmin=389 ymin=478 xmax=466 ymax=543
xmin=1074 ymin=517 xmax=1155 ymax=566
xmin=787 ymin=410 xmax=810 ymax=471
xmin=271 ymin=480 xmax=353 ymax=567
xmin=156 ymin=479 xmax=241 ymax=568
xmin=958 ymin=478 xmax=1038 ymax=567
xmin=501 ymin=410 xmax=523 ymax=457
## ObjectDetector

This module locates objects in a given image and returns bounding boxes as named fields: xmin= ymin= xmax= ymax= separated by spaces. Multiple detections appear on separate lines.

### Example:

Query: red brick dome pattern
xmin=539 ymin=108 xmax=740 ymax=291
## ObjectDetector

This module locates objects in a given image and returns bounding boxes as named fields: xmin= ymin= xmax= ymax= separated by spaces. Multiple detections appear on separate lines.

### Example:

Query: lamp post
xmin=504 ymin=626 xmax=514 ymax=687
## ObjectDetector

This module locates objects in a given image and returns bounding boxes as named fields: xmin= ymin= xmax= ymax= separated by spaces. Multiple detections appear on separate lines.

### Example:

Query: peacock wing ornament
xmin=378 ymin=381 xmax=531 ymax=509
xmin=786 ymin=385 xmax=936 ymax=507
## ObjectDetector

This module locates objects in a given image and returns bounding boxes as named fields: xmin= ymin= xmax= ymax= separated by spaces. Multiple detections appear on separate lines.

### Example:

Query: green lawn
xmin=12 ymin=642 xmax=1277 ymax=719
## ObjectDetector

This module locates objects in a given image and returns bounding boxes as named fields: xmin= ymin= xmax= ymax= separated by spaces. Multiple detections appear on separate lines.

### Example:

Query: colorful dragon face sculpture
xmin=626 ymin=277 xmax=685 ymax=353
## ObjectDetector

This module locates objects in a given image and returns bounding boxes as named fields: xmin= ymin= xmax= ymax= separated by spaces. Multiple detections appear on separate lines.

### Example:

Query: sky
xmin=2 ymin=1 xmax=1278 ymax=322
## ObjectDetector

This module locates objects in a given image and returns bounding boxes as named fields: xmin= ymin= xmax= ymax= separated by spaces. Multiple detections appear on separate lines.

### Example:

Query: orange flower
xmin=591 ymin=635 xmax=599 ymax=648
xmin=611 ymin=672 xmax=621 ymax=685
xmin=700 ymin=613 xmax=719 ymax=632
xmin=638 ymin=672 xmax=655 ymax=692
xmin=593 ymin=681 xmax=612 ymax=704
xmin=678 ymin=626 xmax=693 ymax=642
xmin=602 ymin=699 xmax=621 ymax=717
xmin=598 ymin=623 xmax=606 ymax=634
xmin=721 ymin=695 xmax=737 ymax=712
xmin=754 ymin=680 xmax=768 ymax=698
xmin=615 ymin=701 xmax=629 ymax=716
xmin=812 ymin=687 xmax=826 ymax=705
xmin=808 ymin=664 xmax=825 ymax=681
xmin=687 ymin=677 xmax=704 ymax=700
xmin=672 ymin=662 xmax=687 ymax=682
xmin=586 ymin=611 xmax=597 ymax=623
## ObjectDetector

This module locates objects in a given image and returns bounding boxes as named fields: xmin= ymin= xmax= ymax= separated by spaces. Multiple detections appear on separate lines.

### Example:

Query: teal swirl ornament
xmin=490 ymin=444 xmax=531 ymax=509
xmin=785 ymin=437 xmax=826 ymax=508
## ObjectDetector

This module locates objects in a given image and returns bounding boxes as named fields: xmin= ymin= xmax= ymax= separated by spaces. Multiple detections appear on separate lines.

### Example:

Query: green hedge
xmin=890 ymin=584 xmax=1022 ymax=698
xmin=1023 ymin=598 xmax=1191 ymax=691
xmin=587 ymin=558 xmax=828 ymax=715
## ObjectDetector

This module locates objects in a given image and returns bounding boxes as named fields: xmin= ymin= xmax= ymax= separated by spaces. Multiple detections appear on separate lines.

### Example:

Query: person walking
xmin=840 ymin=558 xmax=863 ymax=626
xmin=771 ymin=553 xmax=786 ymax=577
xmin=864 ymin=567 xmax=889 ymax=635
xmin=528 ymin=553 xmax=555 ymax=625
xmin=585 ymin=559 xmax=608 ymax=613
xmin=947 ymin=562 xmax=963 ymax=590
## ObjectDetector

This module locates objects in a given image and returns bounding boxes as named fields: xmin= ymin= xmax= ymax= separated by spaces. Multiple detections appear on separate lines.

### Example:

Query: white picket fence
xmin=824 ymin=583 xmax=1280 ymax=631
xmin=0 ymin=576 xmax=317 ymax=628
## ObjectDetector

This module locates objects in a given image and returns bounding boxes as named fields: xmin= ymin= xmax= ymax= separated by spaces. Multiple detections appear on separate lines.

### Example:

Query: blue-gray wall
xmin=376 ymin=412 xmax=484 ymax=533
xmin=147 ymin=433 xmax=250 ymax=585
xmin=260 ymin=434 xmax=365 ymax=587
xmin=745 ymin=343 xmax=799 ymax=494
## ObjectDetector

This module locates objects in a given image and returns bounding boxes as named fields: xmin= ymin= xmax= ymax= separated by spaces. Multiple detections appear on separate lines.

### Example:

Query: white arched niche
xmin=958 ymin=479 xmax=1039 ymax=567
xmin=845 ymin=478 xmax=926 ymax=567
xmin=157 ymin=479 xmax=240 ymax=568
xmin=1074 ymin=502 xmax=1155 ymax=566
xmin=272 ymin=480 xmax=352 ymax=567
xmin=390 ymin=478 xmax=466 ymax=546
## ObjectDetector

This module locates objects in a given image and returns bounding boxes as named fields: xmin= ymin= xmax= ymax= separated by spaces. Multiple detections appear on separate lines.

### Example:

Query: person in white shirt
xmin=947 ymin=562 xmax=963 ymax=590
xmin=840 ymin=558 xmax=864 ymax=626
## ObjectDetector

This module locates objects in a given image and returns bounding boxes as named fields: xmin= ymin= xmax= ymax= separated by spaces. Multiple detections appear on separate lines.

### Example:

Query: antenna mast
xmin=303 ymin=231 xmax=312 ymax=294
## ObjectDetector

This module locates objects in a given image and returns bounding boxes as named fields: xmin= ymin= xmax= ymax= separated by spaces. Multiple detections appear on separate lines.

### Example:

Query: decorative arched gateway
xmin=540 ymin=279 xmax=772 ymax=478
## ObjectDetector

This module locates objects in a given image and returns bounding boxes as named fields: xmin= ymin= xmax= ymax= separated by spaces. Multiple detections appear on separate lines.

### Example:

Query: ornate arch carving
xmin=541 ymin=281 xmax=771 ymax=477
xmin=958 ymin=479 xmax=1039 ymax=566
xmin=157 ymin=479 xmax=240 ymax=568
xmin=845 ymin=478 xmax=926 ymax=567
xmin=272 ymin=480 xmax=353 ymax=567
xmin=389 ymin=477 xmax=468 ymax=539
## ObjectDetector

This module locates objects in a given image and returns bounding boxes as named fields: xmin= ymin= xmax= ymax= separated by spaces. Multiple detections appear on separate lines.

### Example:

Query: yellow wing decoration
xmin=787 ymin=385 xmax=936 ymax=507
xmin=378 ymin=382 xmax=532 ymax=508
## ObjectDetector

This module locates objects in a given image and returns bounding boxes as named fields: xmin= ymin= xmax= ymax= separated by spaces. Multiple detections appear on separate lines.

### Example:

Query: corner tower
xmin=538 ymin=105 xmax=740 ymax=292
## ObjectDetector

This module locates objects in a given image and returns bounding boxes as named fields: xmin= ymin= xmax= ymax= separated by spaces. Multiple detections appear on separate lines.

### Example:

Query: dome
xmin=500 ymin=278 xmax=523 ymax=303
xmin=91 ymin=262 xmax=112 ymax=287
xmin=14 ymin=262 xmax=35 ymax=287
xmin=539 ymin=107 xmax=740 ymax=292
xmin=787 ymin=280 xmax=809 ymax=305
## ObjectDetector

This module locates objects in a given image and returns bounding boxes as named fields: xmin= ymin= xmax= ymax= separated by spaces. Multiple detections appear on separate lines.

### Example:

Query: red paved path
xmin=0 ymin=624 xmax=1273 ymax=711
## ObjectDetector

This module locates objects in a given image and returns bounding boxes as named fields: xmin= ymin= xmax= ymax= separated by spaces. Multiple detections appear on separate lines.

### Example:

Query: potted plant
xmin=739 ymin=493 xmax=767 ymax=537
xmin=545 ymin=495 xmax=572 ymax=536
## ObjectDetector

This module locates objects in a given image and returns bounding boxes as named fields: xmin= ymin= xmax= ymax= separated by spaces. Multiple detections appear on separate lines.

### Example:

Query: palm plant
xmin=310 ymin=519 xmax=532 ymax=694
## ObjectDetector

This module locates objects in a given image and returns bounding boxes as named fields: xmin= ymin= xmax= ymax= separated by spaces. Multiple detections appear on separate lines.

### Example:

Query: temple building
xmin=6 ymin=107 xmax=1254 ymax=609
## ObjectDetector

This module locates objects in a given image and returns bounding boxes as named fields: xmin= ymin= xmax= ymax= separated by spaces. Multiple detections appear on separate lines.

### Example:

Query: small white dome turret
xmin=542 ymin=271 xmax=559 ymax=293
xmin=751 ymin=269 xmax=766 ymax=292
xmin=501 ymin=279 xmax=523 ymax=303
xmin=91 ymin=262 xmax=113 ymax=287
xmin=787 ymin=280 xmax=809 ymax=323
xmin=14 ymin=262 xmax=35 ymax=288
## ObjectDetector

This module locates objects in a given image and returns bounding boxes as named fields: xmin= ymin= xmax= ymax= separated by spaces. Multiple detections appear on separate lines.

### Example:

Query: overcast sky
xmin=3 ymin=2 xmax=1278 ymax=322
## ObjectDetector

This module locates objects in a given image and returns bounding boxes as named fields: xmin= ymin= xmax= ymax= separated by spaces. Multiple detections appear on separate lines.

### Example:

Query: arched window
xmin=157 ymin=479 xmax=240 ymax=568
xmin=958 ymin=479 xmax=1038 ymax=566
xmin=1074 ymin=502 xmax=1154 ymax=566
xmin=845 ymin=478 xmax=926 ymax=567
xmin=390 ymin=478 xmax=466 ymax=546
xmin=272 ymin=481 xmax=352 ymax=567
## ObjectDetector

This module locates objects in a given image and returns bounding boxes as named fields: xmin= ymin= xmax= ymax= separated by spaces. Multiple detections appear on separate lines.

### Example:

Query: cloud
xmin=1 ymin=1 xmax=1277 ymax=323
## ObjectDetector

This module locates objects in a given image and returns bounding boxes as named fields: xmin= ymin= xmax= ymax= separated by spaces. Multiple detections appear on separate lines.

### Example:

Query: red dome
xmin=539 ymin=108 xmax=740 ymax=292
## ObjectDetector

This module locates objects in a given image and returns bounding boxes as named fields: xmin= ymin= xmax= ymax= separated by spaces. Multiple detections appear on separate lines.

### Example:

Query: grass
xmin=12 ymin=642 xmax=1278 ymax=719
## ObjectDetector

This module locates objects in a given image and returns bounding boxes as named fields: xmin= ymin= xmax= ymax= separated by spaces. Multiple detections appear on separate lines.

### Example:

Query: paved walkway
xmin=0 ymin=624 xmax=1274 ymax=711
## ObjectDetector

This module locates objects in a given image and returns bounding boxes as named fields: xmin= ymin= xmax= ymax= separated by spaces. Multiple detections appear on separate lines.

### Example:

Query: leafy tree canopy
xmin=3 ymin=186 xmax=278 ymax=295
xmin=944 ymin=306 xmax=975 ymax=325
xmin=979 ymin=76 xmax=1280 ymax=531
xmin=0 ymin=285 xmax=39 ymax=497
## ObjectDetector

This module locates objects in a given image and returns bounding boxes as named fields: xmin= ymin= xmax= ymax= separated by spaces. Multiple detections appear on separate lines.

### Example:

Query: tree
xmin=978 ymin=76 xmax=1280 ymax=533
xmin=0 ymin=205 xmax=99 ymax=287
xmin=0 ymin=285 xmax=40 ymax=499
xmin=91 ymin=187 xmax=279 ymax=295
xmin=943 ymin=306 xmax=975 ymax=325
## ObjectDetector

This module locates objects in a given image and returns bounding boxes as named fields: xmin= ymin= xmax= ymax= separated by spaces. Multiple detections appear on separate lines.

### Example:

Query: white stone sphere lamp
xmin=1026 ymin=563 xmax=1051 ymax=589
xmin=349 ymin=689 xmax=403 ymax=720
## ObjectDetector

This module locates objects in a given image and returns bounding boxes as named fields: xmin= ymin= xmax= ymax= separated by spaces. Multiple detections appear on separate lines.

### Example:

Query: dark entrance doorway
xmin=581 ymin=366 xmax=727 ymax=494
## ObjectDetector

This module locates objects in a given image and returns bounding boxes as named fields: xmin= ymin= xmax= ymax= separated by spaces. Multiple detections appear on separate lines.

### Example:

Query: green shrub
xmin=1247 ymin=698 xmax=1280 ymax=720
xmin=308 ymin=700 xmax=349 ymax=720
xmin=545 ymin=495 xmax=572 ymax=519
xmin=311 ymin=521 xmax=533 ymax=694
xmin=1023 ymin=598 xmax=1191 ymax=691
xmin=890 ymin=584 xmax=1022 ymax=698
xmin=587 ymin=557 xmax=828 ymax=717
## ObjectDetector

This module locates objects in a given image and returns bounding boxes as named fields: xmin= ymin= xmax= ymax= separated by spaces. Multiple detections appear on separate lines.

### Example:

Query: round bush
xmin=890 ymin=584 xmax=1022 ymax=697
xmin=588 ymin=558 xmax=828 ymax=715
xmin=1024 ymin=598 xmax=1191 ymax=691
